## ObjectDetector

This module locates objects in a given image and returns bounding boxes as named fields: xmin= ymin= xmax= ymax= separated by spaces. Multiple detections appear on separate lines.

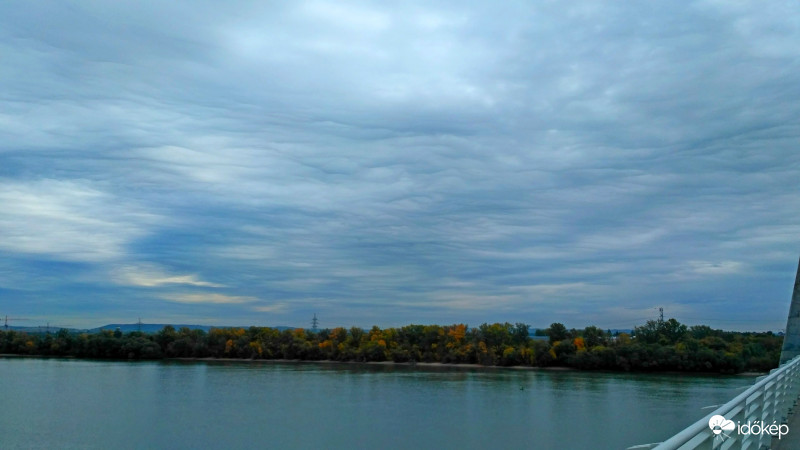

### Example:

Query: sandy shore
xmin=168 ymin=357 xmax=576 ymax=371
xmin=167 ymin=358 xmax=769 ymax=376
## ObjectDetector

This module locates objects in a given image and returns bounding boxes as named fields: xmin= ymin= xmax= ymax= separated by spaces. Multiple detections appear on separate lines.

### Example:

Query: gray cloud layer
xmin=1 ymin=1 xmax=798 ymax=330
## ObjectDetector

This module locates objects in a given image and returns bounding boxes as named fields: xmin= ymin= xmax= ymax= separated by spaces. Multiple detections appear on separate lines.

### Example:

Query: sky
xmin=1 ymin=1 xmax=799 ymax=331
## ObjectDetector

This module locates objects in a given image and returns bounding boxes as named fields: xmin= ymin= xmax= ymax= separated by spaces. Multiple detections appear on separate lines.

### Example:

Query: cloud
xmin=162 ymin=293 xmax=258 ymax=304
xmin=0 ymin=179 xmax=158 ymax=262
xmin=688 ymin=261 xmax=744 ymax=275
xmin=252 ymin=303 xmax=289 ymax=313
xmin=113 ymin=264 xmax=224 ymax=288
xmin=1 ymin=1 xmax=799 ymax=331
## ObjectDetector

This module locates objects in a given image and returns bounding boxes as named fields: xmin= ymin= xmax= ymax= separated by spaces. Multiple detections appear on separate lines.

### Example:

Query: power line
xmin=3 ymin=315 xmax=31 ymax=330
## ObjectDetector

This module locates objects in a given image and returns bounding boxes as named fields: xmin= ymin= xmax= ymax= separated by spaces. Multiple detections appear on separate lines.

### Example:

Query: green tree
xmin=547 ymin=323 xmax=568 ymax=345
xmin=661 ymin=319 xmax=687 ymax=344
xmin=582 ymin=326 xmax=605 ymax=348
xmin=634 ymin=320 xmax=661 ymax=344
xmin=512 ymin=323 xmax=530 ymax=345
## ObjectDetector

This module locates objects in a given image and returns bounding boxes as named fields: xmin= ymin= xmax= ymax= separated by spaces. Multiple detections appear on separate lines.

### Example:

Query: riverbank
xmin=1 ymin=353 xmax=769 ymax=376
xmin=171 ymin=356 xmax=571 ymax=370
xmin=1 ymin=321 xmax=781 ymax=375
xmin=167 ymin=356 xmax=768 ymax=376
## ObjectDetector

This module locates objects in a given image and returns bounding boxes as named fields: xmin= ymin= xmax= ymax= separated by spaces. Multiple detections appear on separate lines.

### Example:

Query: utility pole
xmin=311 ymin=313 xmax=319 ymax=332
xmin=658 ymin=307 xmax=664 ymax=324
xmin=137 ymin=317 xmax=143 ymax=332
xmin=4 ymin=315 xmax=31 ymax=330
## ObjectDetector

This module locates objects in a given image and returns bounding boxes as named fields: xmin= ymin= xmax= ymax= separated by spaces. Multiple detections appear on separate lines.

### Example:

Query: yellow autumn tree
xmin=549 ymin=341 xmax=559 ymax=359
xmin=446 ymin=324 xmax=467 ymax=348
xmin=573 ymin=337 xmax=586 ymax=352
xmin=249 ymin=341 xmax=263 ymax=357
xmin=224 ymin=339 xmax=234 ymax=354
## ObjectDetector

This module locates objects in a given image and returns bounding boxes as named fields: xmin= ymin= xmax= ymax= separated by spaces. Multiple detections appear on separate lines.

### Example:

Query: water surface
xmin=0 ymin=358 xmax=757 ymax=449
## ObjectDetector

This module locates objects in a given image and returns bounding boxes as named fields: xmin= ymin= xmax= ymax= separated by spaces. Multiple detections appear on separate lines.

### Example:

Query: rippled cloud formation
xmin=1 ymin=1 xmax=798 ymax=330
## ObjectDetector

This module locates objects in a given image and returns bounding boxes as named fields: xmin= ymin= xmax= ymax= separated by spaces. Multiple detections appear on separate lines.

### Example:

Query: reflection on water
xmin=0 ymin=358 xmax=757 ymax=449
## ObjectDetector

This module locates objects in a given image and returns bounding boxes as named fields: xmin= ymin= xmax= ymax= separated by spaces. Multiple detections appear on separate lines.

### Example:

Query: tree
xmin=512 ymin=323 xmax=529 ymax=345
xmin=552 ymin=340 xmax=576 ymax=364
xmin=0 ymin=321 xmax=783 ymax=373
xmin=689 ymin=325 xmax=715 ymax=340
xmin=634 ymin=319 xmax=687 ymax=345
xmin=547 ymin=323 xmax=568 ymax=345
xmin=582 ymin=326 xmax=605 ymax=348
xmin=661 ymin=319 xmax=687 ymax=345
xmin=633 ymin=320 xmax=661 ymax=344
xmin=155 ymin=325 xmax=177 ymax=351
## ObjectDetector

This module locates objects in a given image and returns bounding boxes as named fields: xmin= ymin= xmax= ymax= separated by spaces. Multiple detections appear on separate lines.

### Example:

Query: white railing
xmin=641 ymin=355 xmax=800 ymax=450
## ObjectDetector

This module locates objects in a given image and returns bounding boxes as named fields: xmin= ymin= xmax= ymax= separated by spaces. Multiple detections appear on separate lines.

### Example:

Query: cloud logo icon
xmin=708 ymin=415 xmax=735 ymax=435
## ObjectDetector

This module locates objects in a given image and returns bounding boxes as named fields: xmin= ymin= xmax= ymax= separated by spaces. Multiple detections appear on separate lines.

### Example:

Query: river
xmin=0 ymin=357 xmax=758 ymax=449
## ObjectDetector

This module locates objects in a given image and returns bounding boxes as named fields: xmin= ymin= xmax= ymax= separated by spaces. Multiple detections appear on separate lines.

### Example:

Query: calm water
xmin=0 ymin=358 xmax=758 ymax=449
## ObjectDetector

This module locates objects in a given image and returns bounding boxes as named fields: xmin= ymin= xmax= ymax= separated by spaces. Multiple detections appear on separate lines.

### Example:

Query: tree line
xmin=0 ymin=318 xmax=781 ymax=373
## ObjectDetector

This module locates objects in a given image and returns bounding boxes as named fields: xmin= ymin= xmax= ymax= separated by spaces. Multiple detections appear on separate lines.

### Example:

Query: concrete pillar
xmin=780 ymin=257 xmax=800 ymax=365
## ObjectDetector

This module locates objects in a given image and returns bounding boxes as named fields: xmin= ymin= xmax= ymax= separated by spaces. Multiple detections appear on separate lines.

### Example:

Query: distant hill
xmin=3 ymin=324 xmax=299 ymax=334
xmin=3 ymin=326 xmax=78 ymax=333
xmin=92 ymin=324 xmax=298 ymax=333
xmin=5 ymin=324 xmax=632 ymax=335
xmin=92 ymin=323 xmax=211 ymax=333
